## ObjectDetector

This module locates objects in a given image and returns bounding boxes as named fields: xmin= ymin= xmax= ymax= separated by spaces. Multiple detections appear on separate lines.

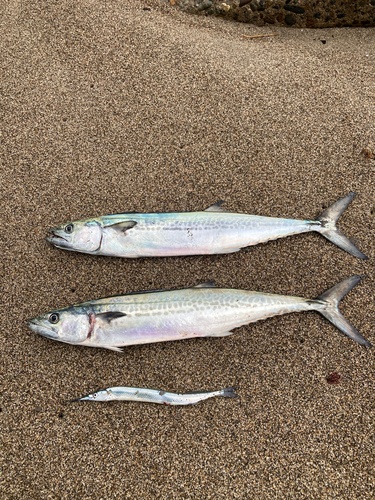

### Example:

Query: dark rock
xmin=284 ymin=5 xmax=305 ymax=14
xmin=272 ymin=4 xmax=280 ymax=9
xmin=326 ymin=373 xmax=341 ymax=385
xmin=361 ymin=20 xmax=371 ymax=24
xmin=250 ymin=2 xmax=257 ymax=11
xmin=314 ymin=12 xmax=321 ymax=19
xmin=321 ymin=40 xmax=327 ymax=44
xmin=285 ymin=13 xmax=296 ymax=25
xmin=371 ymin=0 xmax=375 ymax=6
xmin=198 ymin=1 xmax=212 ymax=10
xmin=337 ymin=13 xmax=345 ymax=18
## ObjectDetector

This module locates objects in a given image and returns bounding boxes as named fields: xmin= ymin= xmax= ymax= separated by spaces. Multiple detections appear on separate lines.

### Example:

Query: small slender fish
xmin=28 ymin=275 xmax=372 ymax=350
xmin=72 ymin=386 xmax=238 ymax=405
xmin=45 ymin=193 xmax=368 ymax=259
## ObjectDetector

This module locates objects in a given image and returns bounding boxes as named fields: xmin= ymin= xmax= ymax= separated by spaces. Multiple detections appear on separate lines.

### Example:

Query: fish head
xmin=27 ymin=306 xmax=90 ymax=345
xmin=78 ymin=389 xmax=114 ymax=401
xmin=46 ymin=219 xmax=102 ymax=253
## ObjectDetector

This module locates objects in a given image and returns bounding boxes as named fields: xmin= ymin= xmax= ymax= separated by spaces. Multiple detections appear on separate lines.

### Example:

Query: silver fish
xmin=45 ymin=193 xmax=368 ymax=259
xmin=27 ymin=275 xmax=372 ymax=350
xmin=72 ymin=386 xmax=238 ymax=405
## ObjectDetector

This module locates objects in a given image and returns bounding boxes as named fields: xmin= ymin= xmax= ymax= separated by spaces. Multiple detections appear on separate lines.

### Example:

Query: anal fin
xmin=192 ymin=281 xmax=216 ymax=289
xmin=206 ymin=331 xmax=233 ymax=337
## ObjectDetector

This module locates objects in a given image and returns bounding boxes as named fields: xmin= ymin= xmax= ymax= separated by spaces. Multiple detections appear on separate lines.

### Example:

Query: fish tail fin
xmin=221 ymin=387 xmax=239 ymax=398
xmin=315 ymin=275 xmax=372 ymax=346
xmin=314 ymin=192 xmax=368 ymax=259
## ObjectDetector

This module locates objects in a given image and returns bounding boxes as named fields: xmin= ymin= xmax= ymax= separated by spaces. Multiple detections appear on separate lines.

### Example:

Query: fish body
xmin=73 ymin=386 xmax=238 ymax=405
xmin=45 ymin=194 xmax=368 ymax=259
xmin=28 ymin=276 xmax=372 ymax=350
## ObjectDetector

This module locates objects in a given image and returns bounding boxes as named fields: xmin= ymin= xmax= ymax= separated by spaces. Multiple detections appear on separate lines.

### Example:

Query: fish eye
xmin=65 ymin=224 xmax=74 ymax=234
xmin=49 ymin=313 xmax=60 ymax=324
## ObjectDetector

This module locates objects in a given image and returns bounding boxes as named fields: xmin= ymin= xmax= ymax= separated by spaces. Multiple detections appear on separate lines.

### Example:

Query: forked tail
xmin=314 ymin=192 xmax=368 ymax=259
xmin=315 ymin=275 xmax=371 ymax=347
xmin=221 ymin=387 xmax=239 ymax=398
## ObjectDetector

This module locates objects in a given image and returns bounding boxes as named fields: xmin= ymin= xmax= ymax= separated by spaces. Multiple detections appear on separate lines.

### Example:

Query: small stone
xmin=361 ymin=148 xmax=374 ymax=159
xmin=198 ymin=1 xmax=212 ymax=9
xmin=337 ymin=13 xmax=345 ymax=19
xmin=313 ymin=12 xmax=321 ymax=19
xmin=326 ymin=373 xmax=341 ymax=385
xmin=284 ymin=5 xmax=305 ymax=14
xmin=221 ymin=2 xmax=231 ymax=12
xmin=285 ymin=13 xmax=296 ymax=25
xmin=170 ymin=0 xmax=176 ymax=5
xmin=371 ymin=0 xmax=375 ymax=5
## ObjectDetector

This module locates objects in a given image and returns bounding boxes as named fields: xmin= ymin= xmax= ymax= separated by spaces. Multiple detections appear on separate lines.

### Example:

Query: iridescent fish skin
xmin=73 ymin=386 xmax=238 ymax=405
xmin=45 ymin=193 xmax=368 ymax=259
xmin=27 ymin=276 xmax=372 ymax=350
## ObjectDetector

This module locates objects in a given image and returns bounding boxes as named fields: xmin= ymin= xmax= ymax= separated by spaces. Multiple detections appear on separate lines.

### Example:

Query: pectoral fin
xmin=104 ymin=221 xmax=137 ymax=233
xmin=97 ymin=312 xmax=127 ymax=323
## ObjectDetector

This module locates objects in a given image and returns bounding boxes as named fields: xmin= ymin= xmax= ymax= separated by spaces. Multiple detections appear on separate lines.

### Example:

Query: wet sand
xmin=1 ymin=1 xmax=374 ymax=498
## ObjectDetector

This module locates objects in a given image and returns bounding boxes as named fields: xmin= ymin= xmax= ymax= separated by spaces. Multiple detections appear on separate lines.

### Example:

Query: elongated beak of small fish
xmin=71 ymin=396 xmax=88 ymax=402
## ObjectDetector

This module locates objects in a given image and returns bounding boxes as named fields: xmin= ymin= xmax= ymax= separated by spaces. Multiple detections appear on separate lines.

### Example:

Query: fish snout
xmin=45 ymin=230 xmax=70 ymax=249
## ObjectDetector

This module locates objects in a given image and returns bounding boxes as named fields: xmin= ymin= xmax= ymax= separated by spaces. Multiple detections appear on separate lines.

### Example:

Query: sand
xmin=1 ymin=1 xmax=374 ymax=498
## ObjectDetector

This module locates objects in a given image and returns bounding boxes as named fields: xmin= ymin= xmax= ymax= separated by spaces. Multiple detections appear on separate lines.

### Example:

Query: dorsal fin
xmin=103 ymin=220 xmax=137 ymax=232
xmin=204 ymin=200 xmax=226 ymax=212
xmin=192 ymin=281 xmax=216 ymax=289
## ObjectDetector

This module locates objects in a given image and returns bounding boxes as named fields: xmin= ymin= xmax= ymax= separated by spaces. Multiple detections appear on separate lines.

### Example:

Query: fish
xmin=45 ymin=192 xmax=368 ymax=259
xmin=72 ymin=386 xmax=238 ymax=405
xmin=27 ymin=275 xmax=372 ymax=350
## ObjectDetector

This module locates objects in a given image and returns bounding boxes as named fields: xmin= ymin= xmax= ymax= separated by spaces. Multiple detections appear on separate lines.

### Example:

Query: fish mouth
xmin=27 ymin=320 xmax=59 ymax=339
xmin=46 ymin=231 xmax=70 ymax=248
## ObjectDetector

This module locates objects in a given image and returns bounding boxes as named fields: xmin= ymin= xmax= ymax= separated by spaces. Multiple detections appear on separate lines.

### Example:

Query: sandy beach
xmin=1 ymin=1 xmax=374 ymax=498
